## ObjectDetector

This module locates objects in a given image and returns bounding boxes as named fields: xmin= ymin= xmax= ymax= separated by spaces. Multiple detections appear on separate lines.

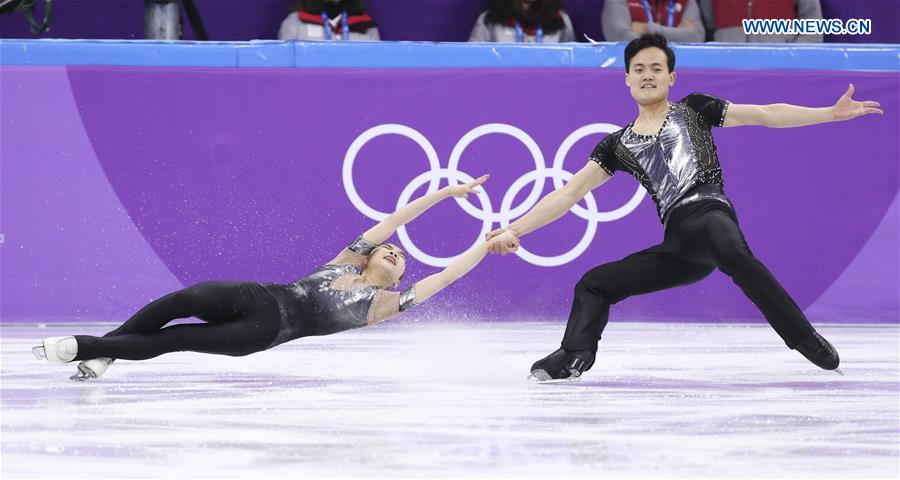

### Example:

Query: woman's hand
xmin=444 ymin=174 xmax=489 ymax=199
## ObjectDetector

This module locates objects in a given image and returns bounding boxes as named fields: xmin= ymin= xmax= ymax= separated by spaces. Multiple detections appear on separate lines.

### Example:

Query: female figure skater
xmin=34 ymin=175 xmax=499 ymax=381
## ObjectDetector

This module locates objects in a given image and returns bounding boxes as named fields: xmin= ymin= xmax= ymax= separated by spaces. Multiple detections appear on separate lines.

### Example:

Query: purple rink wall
xmin=0 ymin=41 xmax=898 ymax=325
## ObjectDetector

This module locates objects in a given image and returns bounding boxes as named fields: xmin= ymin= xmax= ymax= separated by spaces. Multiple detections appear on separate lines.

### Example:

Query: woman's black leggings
xmin=561 ymin=200 xmax=816 ymax=354
xmin=73 ymin=281 xmax=281 ymax=361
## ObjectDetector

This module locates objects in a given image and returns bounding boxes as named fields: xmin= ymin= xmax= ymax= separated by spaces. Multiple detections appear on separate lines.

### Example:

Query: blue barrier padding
xmin=235 ymin=41 xmax=294 ymax=67
xmin=293 ymin=41 xmax=578 ymax=67
xmin=1 ymin=39 xmax=898 ymax=71
xmin=1 ymin=39 xmax=238 ymax=67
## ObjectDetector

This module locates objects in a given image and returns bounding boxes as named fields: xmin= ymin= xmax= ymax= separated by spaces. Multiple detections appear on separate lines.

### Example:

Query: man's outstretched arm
xmin=723 ymin=84 xmax=883 ymax=128
xmin=485 ymin=161 xmax=611 ymax=254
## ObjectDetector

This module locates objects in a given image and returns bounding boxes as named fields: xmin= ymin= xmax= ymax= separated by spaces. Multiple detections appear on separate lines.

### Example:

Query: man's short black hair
xmin=624 ymin=33 xmax=676 ymax=73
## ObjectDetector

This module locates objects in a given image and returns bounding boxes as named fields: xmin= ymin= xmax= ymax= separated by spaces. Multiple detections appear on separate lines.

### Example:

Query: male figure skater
xmin=486 ymin=33 xmax=883 ymax=381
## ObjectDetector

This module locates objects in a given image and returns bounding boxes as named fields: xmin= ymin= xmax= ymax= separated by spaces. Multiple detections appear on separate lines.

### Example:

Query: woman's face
xmin=365 ymin=243 xmax=407 ymax=285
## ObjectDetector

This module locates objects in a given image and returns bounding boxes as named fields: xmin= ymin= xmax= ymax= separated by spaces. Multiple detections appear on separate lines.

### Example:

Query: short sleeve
xmin=348 ymin=235 xmax=377 ymax=256
xmin=685 ymin=93 xmax=730 ymax=128
xmin=588 ymin=132 xmax=621 ymax=176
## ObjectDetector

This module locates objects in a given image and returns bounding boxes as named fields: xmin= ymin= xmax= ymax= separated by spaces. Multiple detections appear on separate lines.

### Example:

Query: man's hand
xmin=484 ymin=227 xmax=504 ymax=242
xmin=678 ymin=19 xmax=697 ymax=29
xmin=631 ymin=22 xmax=648 ymax=34
xmin=833 ymin=84 xmax=883 ymax=121
xmin=485 ymin=229 xmax=520 ymax=255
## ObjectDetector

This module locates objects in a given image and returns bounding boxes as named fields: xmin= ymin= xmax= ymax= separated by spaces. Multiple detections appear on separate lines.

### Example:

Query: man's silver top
xmin=621 ymin=101 xmax=729 ymax=222
xmin=590 ymin=93 xmax=732 ymax=224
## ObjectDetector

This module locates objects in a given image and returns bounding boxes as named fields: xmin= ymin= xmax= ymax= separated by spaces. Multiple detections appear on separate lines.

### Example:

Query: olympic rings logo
xmin=343 ymin=123 xmax=645 ymax=267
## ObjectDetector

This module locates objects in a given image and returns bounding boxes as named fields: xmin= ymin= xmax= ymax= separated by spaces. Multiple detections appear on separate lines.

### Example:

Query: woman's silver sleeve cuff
xmin=348 ymin=235 xmax=377 ymax=256
xmin=399 ymin=286 xmax=417 ymax=312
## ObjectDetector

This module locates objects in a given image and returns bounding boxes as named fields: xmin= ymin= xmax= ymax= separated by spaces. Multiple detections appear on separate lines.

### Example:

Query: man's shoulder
xmin=598 ymin=127 xmax=628 ymax=146
xmin=680 ymin=91 xmax=726 ymax=101
xmin=680 ymin=92 xmax=729 ymax=106
xmin=590 ymin=128 xmax=628 ymax=163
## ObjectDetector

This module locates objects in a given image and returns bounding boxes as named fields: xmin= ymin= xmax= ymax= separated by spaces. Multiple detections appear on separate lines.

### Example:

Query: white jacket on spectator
xmin=469 ymin=10 xmax=576 ymax=43
xmin=278 ymin=11 xmax=380 ymax=41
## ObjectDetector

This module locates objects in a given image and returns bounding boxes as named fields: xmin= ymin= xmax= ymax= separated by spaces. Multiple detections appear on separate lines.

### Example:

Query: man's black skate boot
xmin=565 ymin=350 xmax=595 ymax=378
xmin=793 ymin=331 xmax=840 ymax=370
xmin=530 ymin=348 xmax=570 ymax=381
xmin=530 ymin=348 xmax=595 ymax=382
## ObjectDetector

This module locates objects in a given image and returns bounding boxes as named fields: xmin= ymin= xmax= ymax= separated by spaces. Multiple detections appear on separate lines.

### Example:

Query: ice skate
xmin=69 ymin=357 xmax=114 ymax=382
xmin=528 ymin=348 xmax=595 ymax=383
xmin=528 ymin=369 xmax=582 ymax=383
xmin=32 ymin=336 xmax=78 ymax=363
xmin=793 ymin=331 xmax=840 ymax=370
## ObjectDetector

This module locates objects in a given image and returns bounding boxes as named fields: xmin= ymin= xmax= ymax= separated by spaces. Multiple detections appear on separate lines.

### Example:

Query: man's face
xmin=625 ymin=47 xmax=676 ymax=105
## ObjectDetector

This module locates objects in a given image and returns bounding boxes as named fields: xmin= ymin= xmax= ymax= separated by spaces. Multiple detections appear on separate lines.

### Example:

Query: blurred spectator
xmin=278 ymin=0 xmax=379 ymax=41
xmin=469 ymin=0 xmax=575 ymax=43
xmin=602 ymin=0 xmax=705 ymax=43
xmin=699 ymin=0 xmax=823 ymax=43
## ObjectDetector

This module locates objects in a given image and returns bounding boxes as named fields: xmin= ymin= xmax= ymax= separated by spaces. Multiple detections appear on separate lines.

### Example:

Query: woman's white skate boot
xmin=32 ymin=336 xmax=78 ymax=363
xmin=70 ymin=357 xmax=115 ymax=382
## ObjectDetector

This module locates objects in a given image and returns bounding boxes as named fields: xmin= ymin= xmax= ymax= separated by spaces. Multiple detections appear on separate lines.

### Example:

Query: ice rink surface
xmin=2 ymin=322 xmax=898 ymax=479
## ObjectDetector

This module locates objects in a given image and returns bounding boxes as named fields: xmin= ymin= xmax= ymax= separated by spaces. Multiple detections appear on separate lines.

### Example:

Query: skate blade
xmin=834 ymin=368 xmax=845 ymax=376
xmin=68 ymin=363 xmax=96 ymax=382
xmin=527 ymin=369 xmax=581 ymax=384
xmin=32 ymin=346 xmax=46 ymax=360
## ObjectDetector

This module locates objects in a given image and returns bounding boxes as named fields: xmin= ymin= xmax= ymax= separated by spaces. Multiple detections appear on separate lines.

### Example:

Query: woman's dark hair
xmin=483 ymin=0 xmax=566 ymax=33
xmin=291 ymin=0 xmax=368 ymax=15
xmin=624 ymin=33 xmax=676 ymax=73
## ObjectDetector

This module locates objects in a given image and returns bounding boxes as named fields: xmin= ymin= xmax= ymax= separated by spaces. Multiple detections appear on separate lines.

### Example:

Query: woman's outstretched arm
xmin=368 ymin=240 xmax=506 ymax=325
xmin=361 ymin=174 xmax=490 ymax=244
xmin=327 ymin=174 xmax=489 ymax=266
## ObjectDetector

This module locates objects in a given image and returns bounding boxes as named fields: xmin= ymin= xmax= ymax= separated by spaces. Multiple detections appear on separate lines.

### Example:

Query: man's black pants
xmin=562 ymin=200 xmax=815 ymax=353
